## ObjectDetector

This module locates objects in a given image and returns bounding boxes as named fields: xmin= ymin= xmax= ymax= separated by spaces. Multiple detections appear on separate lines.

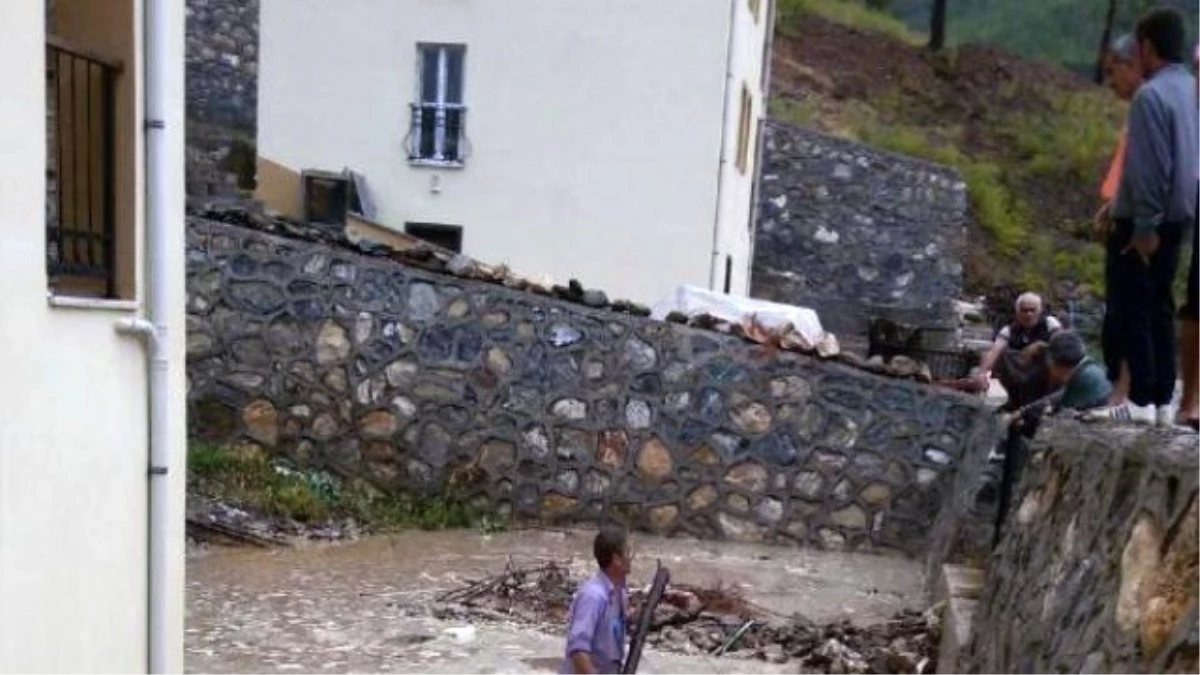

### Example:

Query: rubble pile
xmin=186 ymin=494 xmax=361 ymax=549
xmin=429 ymin=561 xmax=939 ymax=674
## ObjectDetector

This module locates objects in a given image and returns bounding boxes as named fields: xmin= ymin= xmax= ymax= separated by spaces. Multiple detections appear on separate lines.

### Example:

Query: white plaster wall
xmin=258 ymin=0 xmax=751 ymax=305
xmin=711 ymin=0 xmax=772 ymax=297
xmin=0 ymin=0 xmax=188 ymax=671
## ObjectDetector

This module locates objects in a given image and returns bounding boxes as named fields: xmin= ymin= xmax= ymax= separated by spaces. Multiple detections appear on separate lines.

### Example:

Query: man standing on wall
xmin=1093 ymin=7 xmax=1199 ymax=425
xmin=1095 ymin=34 xmax=1142 ymax=407
xmin=1174 ymin=45 xmax=1200 ymax=431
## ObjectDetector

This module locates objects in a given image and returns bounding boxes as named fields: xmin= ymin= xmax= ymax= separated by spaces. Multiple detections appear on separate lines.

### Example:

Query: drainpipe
xmin=115 ymin=0 xmax=174 ymax=670
xmin=707 ymin=0 xmax=738 ymax=290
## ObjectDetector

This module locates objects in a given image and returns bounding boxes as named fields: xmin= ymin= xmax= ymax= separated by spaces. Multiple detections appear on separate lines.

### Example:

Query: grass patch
xmin=187 ymin=443 xmax=504 ymax=532
xmin=1002 ymin=89 xmax=1124 ymax=183
xmin=845 ymin=114 xmax=1033 ymax=258
xmin=778 ymin=0 xmax=923 ymax=44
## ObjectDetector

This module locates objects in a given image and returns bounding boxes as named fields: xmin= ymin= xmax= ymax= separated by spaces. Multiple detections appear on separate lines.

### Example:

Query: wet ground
xmin=186 ymin=528 xmax=925 ymax=673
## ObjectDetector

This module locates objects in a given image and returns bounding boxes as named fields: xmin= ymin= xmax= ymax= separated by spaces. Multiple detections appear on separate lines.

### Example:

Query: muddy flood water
xmin=186 ymin=528 xmax=925 ymax=673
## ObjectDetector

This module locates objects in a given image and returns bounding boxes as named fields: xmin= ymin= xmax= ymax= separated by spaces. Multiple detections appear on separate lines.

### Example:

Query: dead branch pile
xmin=430 ymin=561 xmax=939 ymax=674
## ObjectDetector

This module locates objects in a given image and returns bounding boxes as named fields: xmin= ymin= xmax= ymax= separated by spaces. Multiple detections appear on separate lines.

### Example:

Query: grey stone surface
xmin=185 ymin=0 xmax=259 ymax=197
xmin=752 ymin=121 xmax=968 ymax=340
xmin=187 ymin=0 xmax=258 ymax=131
xmin=186 ymin=215 xmax=1001 ymax=555
xmin=965 ymin=421 xmax=1199 ymax=674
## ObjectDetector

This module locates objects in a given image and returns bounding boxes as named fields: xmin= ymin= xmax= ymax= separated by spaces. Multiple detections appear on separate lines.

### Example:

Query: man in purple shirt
xmin=561 ymin=527 xmax=633 ymax=674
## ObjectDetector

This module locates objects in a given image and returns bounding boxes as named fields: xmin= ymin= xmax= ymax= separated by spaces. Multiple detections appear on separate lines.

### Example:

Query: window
xmin=723 ymin=255 xmax=733 ymax=294
xmin=405 ymin=222 xmax=463 ymax=253
xmin=408 ymin=43 xmax=468 ymax=165
xmin=749 ymin=0 xmax=762 ymax=22
xmin=45 ymin=36 xmax=122 ymax=299
xmin=301 ymin=170 xmax=351 ymax=225
xmin=735 ymin=84 xmax=753 ymax=174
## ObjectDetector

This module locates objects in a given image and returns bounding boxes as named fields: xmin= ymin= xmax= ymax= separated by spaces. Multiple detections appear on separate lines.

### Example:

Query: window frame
xmin=735 ymin=84 xmax=753 ymax=174
xmin=410 ymin=42 xmax=468 ymax=167
xmin=405 ymin=221 xmax=464 ymax=253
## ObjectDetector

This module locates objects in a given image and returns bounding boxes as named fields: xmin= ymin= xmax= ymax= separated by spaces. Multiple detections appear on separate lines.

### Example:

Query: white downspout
xmin=708 ymin=0 xmax=738 ymax=290
xmin=139 ymin=0 xmax=172 ymax=670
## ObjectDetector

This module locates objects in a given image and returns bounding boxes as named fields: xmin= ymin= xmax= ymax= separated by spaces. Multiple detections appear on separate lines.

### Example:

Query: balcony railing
xmin=46 ymin=36 xmax=120 ymax=297
xmin=406 ymin=103 xmax=469 ymax=165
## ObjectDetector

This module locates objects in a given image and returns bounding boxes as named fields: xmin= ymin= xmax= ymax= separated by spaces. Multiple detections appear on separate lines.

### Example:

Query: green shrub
xmin=777 ymin=0 xmax=922 ymax=44
xmin=1003 ymin=89 xmax=1123 ymax=183
xmin=187 ymin=443 xmax=506 ymax=532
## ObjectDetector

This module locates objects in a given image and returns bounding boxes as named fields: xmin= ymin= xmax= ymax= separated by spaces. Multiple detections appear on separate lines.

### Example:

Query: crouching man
xmin=561 ymin=527 xmax=632 ymax=674
xmin=992 ymin=331 xmax=1111 ymax=547
xmin=1009 ymin=330 xmax=1113 ymax=430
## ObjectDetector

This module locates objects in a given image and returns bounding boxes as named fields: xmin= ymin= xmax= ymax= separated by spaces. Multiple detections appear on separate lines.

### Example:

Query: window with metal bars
xmin=407 ymin=43 xmax=469 ymax=165
xmin=45 ymin=37 xmax=120 ymax=298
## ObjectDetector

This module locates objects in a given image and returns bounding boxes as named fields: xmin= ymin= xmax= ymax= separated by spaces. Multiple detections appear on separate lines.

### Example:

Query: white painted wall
xmin=712 ymin=0 xmax=773 ymax=297
xmin=0 ymin=0 xmax=188 ymax=671
xmin=258 ymin=0 xmax=769 ymax=305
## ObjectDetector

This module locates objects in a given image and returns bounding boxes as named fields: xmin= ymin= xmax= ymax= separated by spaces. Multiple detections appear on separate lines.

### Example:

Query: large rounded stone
xmin=551 ymin=398 xmax=587 ymax=421
xmin=648 ymin=505 xmax=678 ymax=531
xmin=726 ymin=494 xmax=750 ymax=512
xmin=385 ymin=359 xmax=419 ymax=386
xmin=717 ymin=513 xmax=766 ymax=542
xmin=584 ymin=470 xmax=612 ymax=497
xmin=478 ymin=440 xmax=516 ymax=473
xmin=542 ymin=493 xmax=579 ymax=514
xmin=625 ymin=399 xmax=652 ymax=429
xmin=860 ymin=482 xmax=892 ymax=506
xmin=312 ymin=413 xmax=339 ymax=441
xmin=756 ymin=497 xmax=783 ymax=523
xmin=794 ymin=471 xmax=824 ymax=500
xmin=691 ymin=446 xmax=721 ymax=466
xmin=242 ymin=399 xmax=278 ymax=447
xmin=724 ymin=461 xmax=768 ymax=493
xmin=315 ymin=320 xmax=351 ymax=365
xmin=1116 ymin=514 xmax=1163 ymax=634
xmin=687 ymin=485 xmax=718 ymax=511
xmin=636 ymin=438 xmax=673 ymax=481
xmin=597 ymin=431 xmax=627 ymax=468
xmin=358 ymin=410 xmax=398 ymax=439
xmin=830 ymin=505 xmax=867 ymax=529
xmin=769 ymin=375 xmax=812 ymax=400
xmin=486 ymin=348 xmax=512 ymax=376
xmin=731 ymin=401 xmax=772 ymax=435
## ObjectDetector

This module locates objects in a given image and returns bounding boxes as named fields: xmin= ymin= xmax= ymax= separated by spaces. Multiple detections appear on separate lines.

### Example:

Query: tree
xmin=929 ymin=0 xmax=948 ymax=51
xmin=1095 ymin=0 xmax=1119 ymax=84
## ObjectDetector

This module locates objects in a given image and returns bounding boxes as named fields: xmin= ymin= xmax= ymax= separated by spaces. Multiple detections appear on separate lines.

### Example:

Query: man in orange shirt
xmin=1096 ymin=34 xmax=1143 ymax=407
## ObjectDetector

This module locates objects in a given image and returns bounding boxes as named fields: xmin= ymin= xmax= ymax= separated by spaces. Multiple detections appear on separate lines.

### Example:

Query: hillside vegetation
xmin=886 ymin=0 xmax=1198 ymax=77
xmin=772 ymin=1 xmax=1131 ymax=301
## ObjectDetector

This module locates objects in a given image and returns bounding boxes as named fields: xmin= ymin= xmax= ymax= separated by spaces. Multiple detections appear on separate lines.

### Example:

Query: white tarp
xmin=651 ymin=284 xmax=832 ymax=352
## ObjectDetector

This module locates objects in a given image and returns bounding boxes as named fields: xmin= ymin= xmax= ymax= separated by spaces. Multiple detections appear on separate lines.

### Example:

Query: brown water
xmin=186 ymin=528 xmax=925 ymax=673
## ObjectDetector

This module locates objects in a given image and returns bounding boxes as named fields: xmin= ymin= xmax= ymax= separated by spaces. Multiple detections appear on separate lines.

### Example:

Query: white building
xmin=0 ymin=0 xmax=188 ymax=671
xmin=255 ymin=0 xmax=775 ymax=304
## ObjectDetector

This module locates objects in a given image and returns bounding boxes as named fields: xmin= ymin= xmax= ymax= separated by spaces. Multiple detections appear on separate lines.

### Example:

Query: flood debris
xmin=429 ymin=560 xmax=940 ymax=673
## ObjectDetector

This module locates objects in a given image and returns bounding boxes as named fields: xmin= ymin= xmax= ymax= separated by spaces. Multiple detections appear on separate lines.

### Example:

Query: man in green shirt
xmin=1008 ymin=330 xmax=1113 ymax=428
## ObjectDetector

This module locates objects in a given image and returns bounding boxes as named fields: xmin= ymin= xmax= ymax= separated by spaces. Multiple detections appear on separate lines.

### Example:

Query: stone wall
xmin=752 ymin=121 xmax=968 ymax=342
xmin=185 ymin=0 xmax=259 ymax=197
xmin=966 ymin=421 xmax=1199 ymax=673
xmin=185 ymin=213 xmax=1002 ymax=554
xmin=187 ymin=0 xmax=258 ymax=131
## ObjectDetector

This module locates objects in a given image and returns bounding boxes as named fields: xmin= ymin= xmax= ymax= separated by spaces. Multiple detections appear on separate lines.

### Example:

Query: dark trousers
xmin=1103 ymin=219 xmax=1184 ymax=406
